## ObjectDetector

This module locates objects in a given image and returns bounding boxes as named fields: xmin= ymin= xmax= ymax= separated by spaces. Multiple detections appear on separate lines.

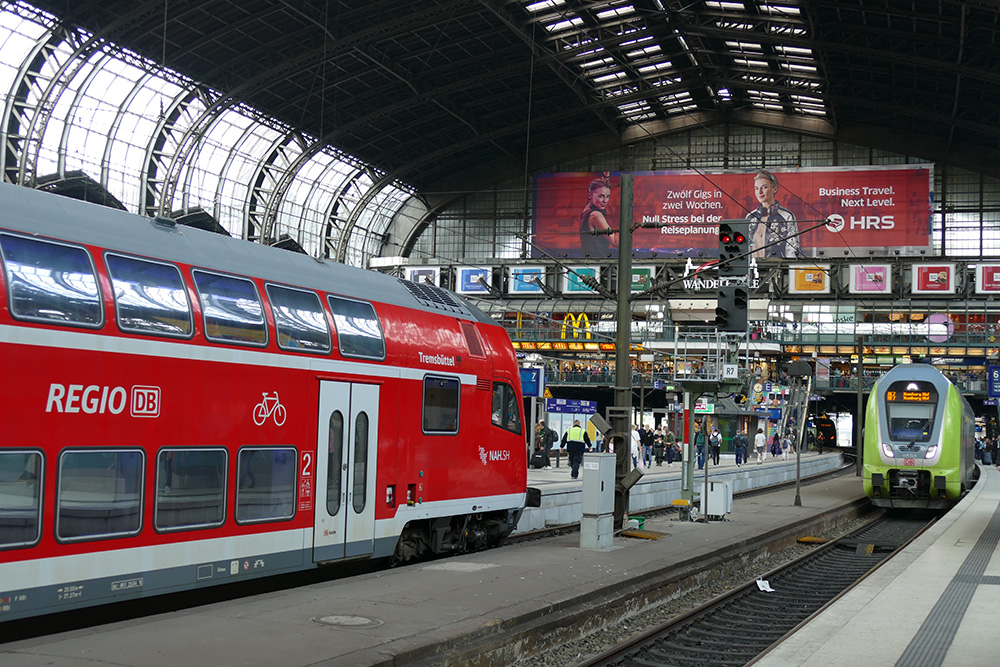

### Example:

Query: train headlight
xmin=925 ymin=445 xmax=938 ymax=459
xmin=880 ymin=442 xmax=895 ymax=458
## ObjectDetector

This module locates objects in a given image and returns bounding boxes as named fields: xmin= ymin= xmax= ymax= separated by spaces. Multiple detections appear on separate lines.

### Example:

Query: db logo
xmin=825 ymin=214 xmax=845 ymax=233
xmin=131 ymin=386 xmax=161 ymax=417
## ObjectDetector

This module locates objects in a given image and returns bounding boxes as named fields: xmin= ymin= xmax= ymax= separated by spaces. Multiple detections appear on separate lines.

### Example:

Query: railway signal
xmin=716 ymin=222 xmax=750 ymax=332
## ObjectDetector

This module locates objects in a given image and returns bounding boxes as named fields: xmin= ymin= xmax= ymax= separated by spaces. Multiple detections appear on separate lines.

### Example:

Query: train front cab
xmin=864 ymin=372 xmax=972 ymax=509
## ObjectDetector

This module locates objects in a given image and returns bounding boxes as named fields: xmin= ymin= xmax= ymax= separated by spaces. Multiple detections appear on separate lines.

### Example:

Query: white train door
xmin=313 ymin=381 xmax=379 ymax=562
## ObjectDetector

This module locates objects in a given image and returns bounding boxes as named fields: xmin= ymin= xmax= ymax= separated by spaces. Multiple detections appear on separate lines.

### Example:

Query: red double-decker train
xmin=0 ymin=183 xmax=528 ymax=621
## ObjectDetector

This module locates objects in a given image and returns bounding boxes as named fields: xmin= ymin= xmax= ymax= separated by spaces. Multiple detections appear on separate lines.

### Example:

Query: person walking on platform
xmin=641 ymin=424 xmax=654 ymax=468
xmin=754 ymin=428 xmax=767 ymax=464
xmin=781 ymin=431 xmax=793 ymax=461
xmin=537 ymin=420 xmax=557 ymax=469
xmin=710 ymin=427 xmax=722 ymax=466
xmin=664 ymin=427 xmax=677 ymax=465
xmin=694 ymin=424 xmax=706 ymax=470
xmin=630 ymin=425 xmax=641 ymax=468
xmin=653 ymin=427 xmax=665 ymax=466
xmin=734 ymin=428 xmax=749 ymax=467
xmin=561 ymin=420 xmax=591 ymax=479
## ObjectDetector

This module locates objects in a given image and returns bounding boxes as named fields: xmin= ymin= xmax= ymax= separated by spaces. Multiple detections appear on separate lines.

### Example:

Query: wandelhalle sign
xmin=532 ymin=165 xmax=932 ymax=259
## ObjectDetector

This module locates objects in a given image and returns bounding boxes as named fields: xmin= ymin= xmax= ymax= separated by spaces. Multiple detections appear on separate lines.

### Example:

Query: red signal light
xmin=734 ymin=232 xmax=745 ymax=243
xmin=721 ymin=233 xmax=732 ymax=243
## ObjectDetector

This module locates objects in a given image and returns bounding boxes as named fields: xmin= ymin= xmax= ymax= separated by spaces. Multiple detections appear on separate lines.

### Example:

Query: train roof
xmin=0 ymin=183 xmax=494 ymax=326
xmin=878 ymin=363 xmax=953 ymax=388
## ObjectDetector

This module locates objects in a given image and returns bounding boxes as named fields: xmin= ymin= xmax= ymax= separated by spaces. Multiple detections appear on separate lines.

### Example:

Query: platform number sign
xmin=520 ymin=367 xmax=544 ymax=398
xmin=990 ymin=366 xmax=1000 ymax=398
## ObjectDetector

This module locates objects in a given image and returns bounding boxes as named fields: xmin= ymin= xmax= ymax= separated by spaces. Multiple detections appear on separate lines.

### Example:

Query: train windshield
xmin=884 ymin=380 xmax=938 ymax=442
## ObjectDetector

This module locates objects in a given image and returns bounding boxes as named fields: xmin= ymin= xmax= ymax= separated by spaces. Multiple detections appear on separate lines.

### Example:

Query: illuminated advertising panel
xmin=508 ymin=266 xmax=544 ymax=295
xmin=406 ymin=266 xmax=439 ymax=286
xmin=532 ymin=165 xmax=932 ymax=259
xmin=562 ymin=266 xmax=600 ymax=294
xmin=848 ymin=263 xmax=892 ymax=294
xmin=911 ymin=264 xmax=955 ymax=295
xmin=455 ymin=266 xmax=492 ymax=294
xmin=976 ymin=264 xmax=1000 ymax=294
xmin=788 ymin=264 xmax=830 ymax=294
xmin=631 ymin=266 xmax=655 ymax=293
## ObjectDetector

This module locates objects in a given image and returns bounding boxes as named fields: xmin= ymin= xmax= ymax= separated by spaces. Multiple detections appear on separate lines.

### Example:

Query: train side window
xmin=265 ymin=283 xmax=331 ymax=353
xmin=235 ymin=447 xmax=296 ymax=524
xmin=192 ymin=269 xmax=267 ymax=346
xmin=422 ymin=376 xmax=460 ymax=434
xmin=327 ymin=295 xmax=385 ymax=360
xmin=353 ymin=412 xmax=369 ymax=514
xmin=0 ymin=233 xmax=103 ymax=327
xmin=56 ymin=449 xmax=144 ymax=541
xmin=106 ymin=253 xmax=193 ymax=337
xmin=327 ymin=411 xmax=344 ymax=516
xmin=154 ymin=449 xmax=227 ymax=531
xmin=0 ymin=451 xmax=43 ymax=549
xmin=492 ymin=382 xmax=522 ymax=436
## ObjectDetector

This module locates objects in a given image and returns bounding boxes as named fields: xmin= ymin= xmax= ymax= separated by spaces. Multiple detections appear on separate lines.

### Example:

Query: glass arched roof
xmin=0 ymin=2 xmax=411 ymax=267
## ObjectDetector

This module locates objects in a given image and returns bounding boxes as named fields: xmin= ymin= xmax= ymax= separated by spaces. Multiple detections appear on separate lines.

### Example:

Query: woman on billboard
xmin=579 ymin=174 xmax=619 ymax=256
xmin=747 ymin=169 xmax=800 ymax=258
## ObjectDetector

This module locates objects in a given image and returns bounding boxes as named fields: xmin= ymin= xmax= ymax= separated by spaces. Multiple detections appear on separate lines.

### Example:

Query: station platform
xmin=519 ymin=449 xmax=842 ymax=533
xmin=1 ymin=452 xmax=863 ymax=667
xmin=756 ymin=464 xmax=1000 ymax=667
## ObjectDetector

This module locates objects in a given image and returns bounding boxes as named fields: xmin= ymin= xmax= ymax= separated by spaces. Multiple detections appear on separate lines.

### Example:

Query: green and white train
xmin=863 ymin=364 xmax=978 ymax=508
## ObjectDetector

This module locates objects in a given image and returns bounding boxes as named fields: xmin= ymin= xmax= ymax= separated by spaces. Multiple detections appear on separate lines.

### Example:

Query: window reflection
xmin=193 ymin=270 xmax=267 ymax=345
xmin=0 ymin=234 xmax=102 ymax=326
xmin=107 ymin=254 xmax=192 ymax=336
xmin=266 ymin=284 xmax=331 ymax=352
xmin=328 ymin=295 xmax=385 ymax=359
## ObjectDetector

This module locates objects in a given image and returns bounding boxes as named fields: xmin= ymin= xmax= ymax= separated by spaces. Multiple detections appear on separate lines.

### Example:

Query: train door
xmin=313 ymin=381 xmax=379 ymax=562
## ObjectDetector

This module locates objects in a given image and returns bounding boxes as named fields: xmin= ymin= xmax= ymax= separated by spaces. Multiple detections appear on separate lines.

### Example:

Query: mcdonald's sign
xmin=561 ymin=312 xmax=592 ymax=340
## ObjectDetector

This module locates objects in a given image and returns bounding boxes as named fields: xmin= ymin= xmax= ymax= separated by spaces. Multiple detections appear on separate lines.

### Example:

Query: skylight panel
xmin=543 ymin=16 xmax=584 ymax=32
xmin=725 ymin=41 xmax=763 ymax=51
xmin=705 ymin=0 xmax=744 ymax=10
xmin=597 ymin=4 xmax=636 ymax=20
xmin=626 ymin=43 xmax=662 ymax=58
xmin=734 ymin=57 xmax=769 ymax=68
xmin=768 ymin=25 xmax=807 ymax=36
xmin=638 ymin=61 xmax=673 ymax=74
xmin=526 ymin=0 xmax=566 ymax=12
xmin=620 ymin=34 xmax=655 ymax=48
xmin=580 ymin=56 xmax=615 ymax=69
xmin=761 ymin=3 xmax=802 ymax=16
xmin=781 ymin=62 xmax=817 ymax=73
xmin=776 ymin=45 xmax=814 ymax=57
xmin=593 ymin=70 xmax=627 ymax=84
xmin=718 ymin=21 xmax=754 ymax=30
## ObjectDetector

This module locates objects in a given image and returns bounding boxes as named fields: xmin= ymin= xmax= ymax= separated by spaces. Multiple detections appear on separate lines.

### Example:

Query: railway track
xmin=577 ymin=511 xmax=936 ymax=667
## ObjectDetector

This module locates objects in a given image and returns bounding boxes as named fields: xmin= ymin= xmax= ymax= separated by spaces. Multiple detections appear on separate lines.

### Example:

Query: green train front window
xmin=884 ymin=381 xmax=937 ymax=442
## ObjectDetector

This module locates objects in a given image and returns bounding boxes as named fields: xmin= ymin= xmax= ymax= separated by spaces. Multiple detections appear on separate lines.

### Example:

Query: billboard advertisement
xmin=976 ymin=265 xmax=1000 ymax=294
xmin=508 ymin=266 xmax=544 ymax=294
xmin=532 ymin=165 xmax=932 ymax=259
xmin=848 ymin=263 xmax=893 ymax=294
xmin=788 ymin=264 xmax=830 ymax=294
xmin=455 ymin=267 xmax=492 ymax=294
xmin=911 ymin=264 xmax=955 ymax=295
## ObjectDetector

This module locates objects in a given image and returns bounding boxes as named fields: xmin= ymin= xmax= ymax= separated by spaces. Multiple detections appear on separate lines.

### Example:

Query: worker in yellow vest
xmin=560 ymin=419 xmax=591 ymax=479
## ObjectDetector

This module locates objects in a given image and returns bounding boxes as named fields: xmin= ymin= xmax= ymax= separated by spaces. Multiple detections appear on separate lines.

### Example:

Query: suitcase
xmin=530 ymin=451 xmax=546 ymax=469
xmin=984 ymin=451 xmax=993 ymax=466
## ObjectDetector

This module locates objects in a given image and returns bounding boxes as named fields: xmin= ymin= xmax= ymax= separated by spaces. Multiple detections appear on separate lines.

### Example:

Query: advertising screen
xmin=532 ymin=165 xmax=932 ymax=259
